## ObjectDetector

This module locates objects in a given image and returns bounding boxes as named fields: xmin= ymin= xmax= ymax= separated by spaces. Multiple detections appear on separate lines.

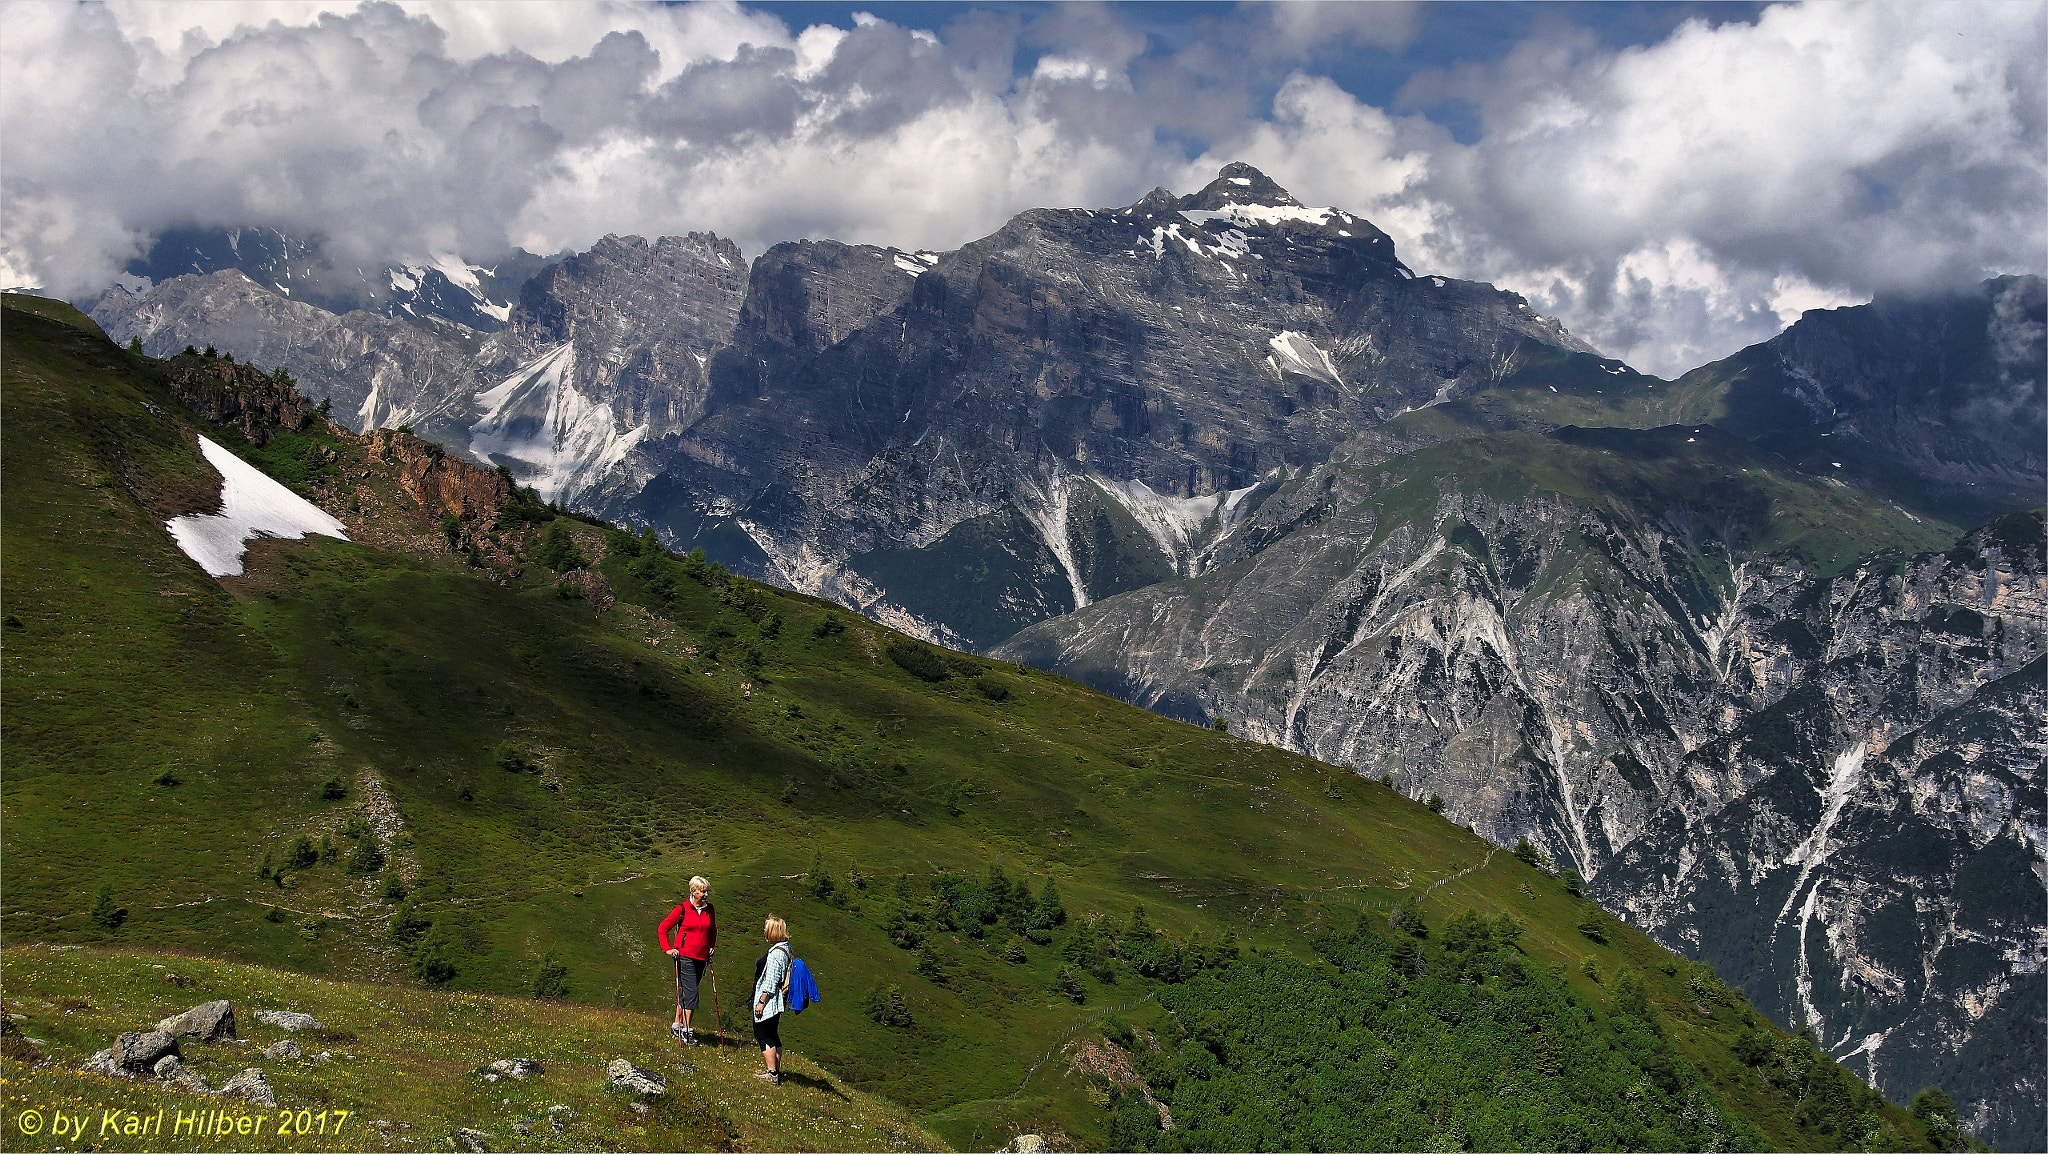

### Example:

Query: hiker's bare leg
xmin=763 ymin=1045 xmax=778 ymax=1074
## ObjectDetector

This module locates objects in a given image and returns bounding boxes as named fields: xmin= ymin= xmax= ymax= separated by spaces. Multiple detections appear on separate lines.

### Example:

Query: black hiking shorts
xmin=674 ymin=955 xmax=708 ymax=1011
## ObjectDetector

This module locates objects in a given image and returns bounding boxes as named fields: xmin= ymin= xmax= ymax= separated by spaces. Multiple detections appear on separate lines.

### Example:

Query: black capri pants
xmin=674 ymin=955 xmax=708 ymax=1011
xmin=752 ymin=1013 xmax=782 ymax=1050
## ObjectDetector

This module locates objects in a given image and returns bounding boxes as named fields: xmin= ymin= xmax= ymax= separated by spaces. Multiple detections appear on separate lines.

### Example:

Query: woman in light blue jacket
xmin=751 ymin=915 xmax=792 ymax=1084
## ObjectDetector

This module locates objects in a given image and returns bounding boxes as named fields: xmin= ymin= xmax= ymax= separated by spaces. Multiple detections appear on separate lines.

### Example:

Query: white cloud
xmin=1 ymin=0 xmax=2039 ymax=376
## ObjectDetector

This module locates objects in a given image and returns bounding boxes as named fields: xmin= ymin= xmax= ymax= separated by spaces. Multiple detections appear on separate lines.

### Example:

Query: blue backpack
xmin=785 ymin=956 xmax=821 ymax=1014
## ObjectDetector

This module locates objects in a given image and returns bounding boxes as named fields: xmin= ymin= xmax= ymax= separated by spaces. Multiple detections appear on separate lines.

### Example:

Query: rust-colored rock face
xmin=365 ymin=428 xmax=513 ymax=547
xmin=162 ymin=357 xmax=315 ymax=447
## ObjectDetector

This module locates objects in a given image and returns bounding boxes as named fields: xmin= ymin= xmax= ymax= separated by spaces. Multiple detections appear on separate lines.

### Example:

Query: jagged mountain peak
xmin=1179 ymin=162 xmax=1304 ymax=210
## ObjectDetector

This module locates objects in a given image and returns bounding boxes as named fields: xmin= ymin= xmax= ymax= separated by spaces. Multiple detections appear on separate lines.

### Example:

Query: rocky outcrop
xmin=555 ymin=569 xmax=615 ymax=612
xmin=263 ymin=1039 xmax=302 ymax=1061
xmin=154 ymin=1054 xmax=214 ymax=1094
xmin=365 ymin=428 xmax=514 ymax=549
xmin=162 ymin=357 xmax=316 ymax=447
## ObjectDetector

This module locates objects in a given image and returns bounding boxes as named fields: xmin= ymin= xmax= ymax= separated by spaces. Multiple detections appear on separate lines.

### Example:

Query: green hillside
xmin=1 ymin=293 xmax=1942 ymax=1151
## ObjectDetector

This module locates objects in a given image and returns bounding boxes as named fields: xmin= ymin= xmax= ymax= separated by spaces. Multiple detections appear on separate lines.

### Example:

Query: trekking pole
xmin=709 ymin=961 xmax=726 ymax=1053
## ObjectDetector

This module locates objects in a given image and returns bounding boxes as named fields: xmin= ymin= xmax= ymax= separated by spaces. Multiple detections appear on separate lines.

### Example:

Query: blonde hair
xmin=762 ymin=915 xmax=789 ymax=943
xmin=688 ymin=876 xmax=710 ymax=895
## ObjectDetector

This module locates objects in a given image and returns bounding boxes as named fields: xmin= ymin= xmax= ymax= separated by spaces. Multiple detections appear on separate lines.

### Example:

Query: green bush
xmin=320 ymin=776 xmax=348 ymax=801
xmin=861 ymin=983 xmax=913 ymax=1028
xmin=1056 ymin=965 xmax=1087 ymax=1004
xmin=88 ymin=884 xmax=126 ymax=930
xmin=886 ymin=640 xmax=951 ymax=682
xmin=536 ymin=520 xmax=587 ymax=572
xmin=282 ymin=835 xmax=318 ymax=871
xmin=345 ymin=837 xmax=386 ymax=877
xmin=531 ymin=953 xmax=570 ymax=1001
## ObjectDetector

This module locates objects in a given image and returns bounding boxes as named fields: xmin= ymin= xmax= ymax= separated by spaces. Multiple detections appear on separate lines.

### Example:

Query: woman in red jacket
xmin=657 ymin=876 xmax=717 ymax=1044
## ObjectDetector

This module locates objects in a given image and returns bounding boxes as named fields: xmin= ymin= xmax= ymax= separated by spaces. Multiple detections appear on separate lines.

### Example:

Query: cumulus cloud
xmin=1290 ymin=1 xmax=2045 ymax=371
xmin=1 ymin=0 xmax=2040 ymax=375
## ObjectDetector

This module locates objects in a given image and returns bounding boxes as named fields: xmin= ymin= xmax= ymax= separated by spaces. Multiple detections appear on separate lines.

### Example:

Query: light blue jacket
xmin=753 ymin=942 xmax=791 ymax=1021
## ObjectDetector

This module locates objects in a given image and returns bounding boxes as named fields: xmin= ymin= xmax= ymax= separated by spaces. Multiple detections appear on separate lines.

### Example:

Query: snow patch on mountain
xmin=1016 ymin=467 xmax=1090 ymax=610
xmin=891 ymin=251 xmax=938 ymax=277
xmin=166 ymin=435 xmax=349 ymax=576
xmin=1268 ymin=331 xmax=1343 ymax=385
xmin=468 ymin=344 xmax=647 ymax=504
xmin=1091 ymin=475 xmax=1261 ymax=577
xmin=1183 ymin=204 xmax=1344 ymax=230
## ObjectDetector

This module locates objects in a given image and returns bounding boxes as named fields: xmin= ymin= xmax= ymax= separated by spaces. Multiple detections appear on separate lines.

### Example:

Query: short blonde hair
xmin=689 ymin=876 xmax=710 ymax=894
xmin=762 ymin=915 xmax=789 ymax=943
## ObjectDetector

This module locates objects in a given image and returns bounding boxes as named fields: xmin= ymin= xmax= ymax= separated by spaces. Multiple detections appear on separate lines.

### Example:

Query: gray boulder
xmin=79 ymin=1048 xmax=126 ymax=1078
xmin=155 ymin=1000 xmax=236 ymax=1041
xmin=488 ymin=1057 xmax=543 ymax=1078
xmin=153 ymin=1055 xmax=213 ymax=1094
xmin=112 ymin=1030 xmax=179 ymax=1075
xmin=605 ymin=1059 xmax=666 ymax=1095
xmin=254 ymin=1009 xmax=323 ymax=1031
xmin=455 ymin=1127 xmax=490 ymax=1152
xmin=217 ymin=1067 xmax=277 ymax=1107
xmin=262 ymin=1039 xmax=301 ymax=1061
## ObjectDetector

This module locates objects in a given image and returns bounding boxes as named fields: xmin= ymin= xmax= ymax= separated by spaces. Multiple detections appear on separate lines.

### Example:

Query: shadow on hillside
xmin=775 ymin=1071 xmax=847 ymax=1099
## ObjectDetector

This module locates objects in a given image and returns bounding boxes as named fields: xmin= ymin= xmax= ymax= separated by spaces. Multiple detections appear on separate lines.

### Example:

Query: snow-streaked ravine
xmin=468 ymin=344 xmax=647 ymax=504
xmin=166 ymin=436 xmax=349 ymax=576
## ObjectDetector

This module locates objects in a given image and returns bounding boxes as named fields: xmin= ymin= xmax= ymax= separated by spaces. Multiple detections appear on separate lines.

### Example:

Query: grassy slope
xmin=1 ymin=296 xmax=1928 ymax=1151
xmin=0 ymin=944 xmax=937 ymax=1153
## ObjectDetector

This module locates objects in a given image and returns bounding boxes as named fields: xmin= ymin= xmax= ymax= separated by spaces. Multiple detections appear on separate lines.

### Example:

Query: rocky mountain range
xmin=88 ymin=165 xmax=2043 ymax=1148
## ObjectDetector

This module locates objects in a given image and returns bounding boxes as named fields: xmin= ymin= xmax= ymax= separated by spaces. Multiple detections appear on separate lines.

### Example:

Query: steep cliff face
xmin=997 ymin=441 xmax=2042 ymax=1145
xmin=92 ymin=232 xmax=750 ymax=509
xmin=1599 ymin=512 xmax=2047 ymax=1149
xmin=120 ymin=224 xmax=555 ymax=331
xmin=630 ymin=165 xmax=1610 ymax=645
xmin=1685 ymin=275 xmax=2046 ymax=525
xmin=92 ymin=270 xmax=503 ymax=451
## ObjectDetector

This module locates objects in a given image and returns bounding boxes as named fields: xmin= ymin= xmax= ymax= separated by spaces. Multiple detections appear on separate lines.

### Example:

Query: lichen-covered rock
xmin=489 ymin=1057 xmax=544 ymax=1078
xmin=455 ymin=1128 xmax=490 ymax=1153
xmin=254 ymin=1010 xmax=323 ymax=1032
xmin=605 ymin=1059 xmax=666 ymax=1095
xmin=262 ymin=1039 xmax=301 ymax=1061
xmin=153 ymin=1054 xmax=213 ymax=1094
xmin=217 ymin=1068 xmax=276 ymax=1107
xmin=111 ymin=1030 xmax=179 ymax=1075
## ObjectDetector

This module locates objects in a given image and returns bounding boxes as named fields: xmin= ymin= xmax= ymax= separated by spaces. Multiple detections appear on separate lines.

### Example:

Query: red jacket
xmin=658 ymin=900 xmax=717 ymax=960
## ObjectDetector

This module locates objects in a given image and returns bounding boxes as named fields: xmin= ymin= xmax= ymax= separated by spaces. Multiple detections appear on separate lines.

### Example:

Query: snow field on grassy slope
xmin=165 ymin=436 xmax=349 ymax=576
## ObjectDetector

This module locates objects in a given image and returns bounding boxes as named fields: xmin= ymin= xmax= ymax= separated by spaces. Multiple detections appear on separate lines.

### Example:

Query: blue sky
xmin=3 ymin=1 xmax=2039 ymax=374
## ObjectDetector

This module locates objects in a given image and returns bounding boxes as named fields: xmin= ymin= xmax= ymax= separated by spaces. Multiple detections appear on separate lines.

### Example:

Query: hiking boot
xmin=670 ymin=1023 xmax=686 ymax=1041
xmin=681 ymin=1028 xmax=698 ymax=1046
xmin=753 ymin=1069 xmax=780 ymax=1084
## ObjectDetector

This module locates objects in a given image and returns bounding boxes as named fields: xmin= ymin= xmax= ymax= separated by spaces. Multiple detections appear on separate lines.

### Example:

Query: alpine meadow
xmin=3 ymin=3 xmax=2044 ymax=1152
